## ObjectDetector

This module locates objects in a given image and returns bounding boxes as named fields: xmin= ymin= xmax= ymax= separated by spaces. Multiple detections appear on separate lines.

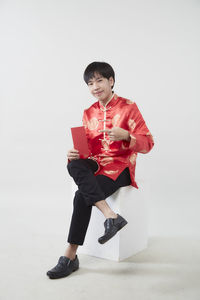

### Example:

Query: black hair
xmin=83 ymin=61 xmax=115 ymax=89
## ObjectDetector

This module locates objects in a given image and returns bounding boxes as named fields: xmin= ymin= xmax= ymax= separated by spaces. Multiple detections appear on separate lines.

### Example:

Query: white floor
xmin=1 ymin=189 xmax=200 ymax=300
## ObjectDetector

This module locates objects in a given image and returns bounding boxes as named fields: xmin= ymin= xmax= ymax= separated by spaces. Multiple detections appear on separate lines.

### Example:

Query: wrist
xmin=125 ymin=131 xmax=131 ymax=142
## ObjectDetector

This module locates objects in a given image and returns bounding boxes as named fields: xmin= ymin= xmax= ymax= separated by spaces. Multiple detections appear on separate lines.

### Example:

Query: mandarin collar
xmin=98 ymin=92 xmax=119 ymax=111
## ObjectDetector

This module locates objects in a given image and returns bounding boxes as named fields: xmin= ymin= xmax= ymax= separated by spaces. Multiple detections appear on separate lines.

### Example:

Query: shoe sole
xmin=98 ymin=219 xmax=128 ymax=244
xmin=47 ymin=266 xmax=79 ymax=279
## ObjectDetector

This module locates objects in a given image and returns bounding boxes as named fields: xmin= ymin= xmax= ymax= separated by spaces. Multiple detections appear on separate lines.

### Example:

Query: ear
xmin=109 ymin=76 xmax=114 ymax=87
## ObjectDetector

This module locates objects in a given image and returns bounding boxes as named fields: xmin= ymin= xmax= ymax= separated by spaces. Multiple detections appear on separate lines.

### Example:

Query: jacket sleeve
xmin=127 ymin=102 xmax=154 ymax=154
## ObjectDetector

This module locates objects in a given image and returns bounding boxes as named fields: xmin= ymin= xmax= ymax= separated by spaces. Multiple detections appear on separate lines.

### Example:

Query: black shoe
xmin=46 ymin=255 xmax=79 ymax=279
xmin=98 ymin=214 xmax=128 ymax=244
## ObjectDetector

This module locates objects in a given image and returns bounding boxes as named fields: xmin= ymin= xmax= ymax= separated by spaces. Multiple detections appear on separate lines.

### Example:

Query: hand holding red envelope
xmin=71 ymin=126 xmax=90 ymax=159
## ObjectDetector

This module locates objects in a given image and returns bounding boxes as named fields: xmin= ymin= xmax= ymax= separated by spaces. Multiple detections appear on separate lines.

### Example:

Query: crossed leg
xmin=64 ymin=159 xmax=131 ymax=260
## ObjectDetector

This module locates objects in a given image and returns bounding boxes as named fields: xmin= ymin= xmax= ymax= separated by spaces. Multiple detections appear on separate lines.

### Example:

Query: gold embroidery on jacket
xmin=101 ymin=139 xmax=110 ymax=150
xmin=100 ymin=157 xmax=113 ymax=166
xmin=128 ymin=119 xmax=136 ymax=130
xmin=104 ymin=170 xmax=118 ymax=175
xmin=129 ymin=153 xmax=137 ymax=164
xmin=87 ymin=117 xmax=99 ymax=130
xmin=126 ymin=99 xmax=134 ymax=104
xmin=112 ymin=114 xmax=120 ymax=126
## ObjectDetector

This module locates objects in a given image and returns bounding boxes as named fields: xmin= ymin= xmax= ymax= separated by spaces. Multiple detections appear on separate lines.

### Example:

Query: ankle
xmin=104 ymin=211 xmax=118 ymax=219
xmin=64 ymin=245 xmax=78 ymax=260
xmin=64 ymin=252 xmax=76 ymax=261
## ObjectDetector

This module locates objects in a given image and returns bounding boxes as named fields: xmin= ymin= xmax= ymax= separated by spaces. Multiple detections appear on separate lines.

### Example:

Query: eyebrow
xmin=88 ymin=76 xmax=103 ymax=83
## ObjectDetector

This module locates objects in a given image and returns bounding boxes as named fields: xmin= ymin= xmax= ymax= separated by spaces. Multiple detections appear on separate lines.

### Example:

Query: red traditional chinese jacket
xmin=82 ymin=92 xmax=154 ymax=189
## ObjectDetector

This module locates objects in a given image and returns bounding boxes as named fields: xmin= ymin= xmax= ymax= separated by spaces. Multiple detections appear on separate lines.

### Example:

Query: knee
xmin=67 ymin=159 xmax=80 ymax=171
xmin=67 ymin=159 xmax=76 ymax=172
xmin=73 ymin=190 xmax=91 ymax=208
xmin=67 ymin=159 xmax=87 ymax=175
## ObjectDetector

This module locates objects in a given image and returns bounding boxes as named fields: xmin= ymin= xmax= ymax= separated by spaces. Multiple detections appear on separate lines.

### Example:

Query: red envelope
xmin=71 ymin=126 xmax=90 ymax=159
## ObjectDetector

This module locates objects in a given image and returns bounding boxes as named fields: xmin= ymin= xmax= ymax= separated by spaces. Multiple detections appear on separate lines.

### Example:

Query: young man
xmin=46 ymin=62 xmax=154 ymax=279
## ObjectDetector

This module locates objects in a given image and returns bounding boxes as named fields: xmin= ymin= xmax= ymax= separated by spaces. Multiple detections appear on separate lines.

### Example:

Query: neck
xmin=100 ymin=91 xmax=114 ymax=107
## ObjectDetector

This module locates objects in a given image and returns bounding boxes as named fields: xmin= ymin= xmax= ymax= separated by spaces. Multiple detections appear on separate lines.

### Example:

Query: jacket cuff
xmin=129 ymin=133 xmax=137 ymax=149
xmin=129 ymin=133 xmax=154 ymax=153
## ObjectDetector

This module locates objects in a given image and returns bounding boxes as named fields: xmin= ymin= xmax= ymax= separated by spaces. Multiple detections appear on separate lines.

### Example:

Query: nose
xmin=93 ymin=81 xmax=100 ymax=90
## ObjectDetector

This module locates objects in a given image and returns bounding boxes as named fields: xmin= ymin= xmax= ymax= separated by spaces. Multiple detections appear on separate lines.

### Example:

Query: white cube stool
xmin=71 ymin=180 xmax=149 ymax=261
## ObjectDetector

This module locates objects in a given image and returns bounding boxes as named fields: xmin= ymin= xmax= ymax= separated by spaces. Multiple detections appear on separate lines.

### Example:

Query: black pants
xmin=66 ymin=159 xmax=131 ymax=245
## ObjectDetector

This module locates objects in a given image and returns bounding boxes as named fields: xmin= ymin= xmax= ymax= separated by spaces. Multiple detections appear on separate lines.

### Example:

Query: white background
xmin=0 ymin=0 xmax=199 ymax=239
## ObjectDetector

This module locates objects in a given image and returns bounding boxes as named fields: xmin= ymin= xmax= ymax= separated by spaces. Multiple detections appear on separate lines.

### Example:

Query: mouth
xmin=95 ymin=91 xmax=103 ymax=96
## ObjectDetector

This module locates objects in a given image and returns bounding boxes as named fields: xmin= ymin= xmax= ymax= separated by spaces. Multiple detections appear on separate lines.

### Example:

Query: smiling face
xmin=87 ymin=72 xmax=114 ymax=105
